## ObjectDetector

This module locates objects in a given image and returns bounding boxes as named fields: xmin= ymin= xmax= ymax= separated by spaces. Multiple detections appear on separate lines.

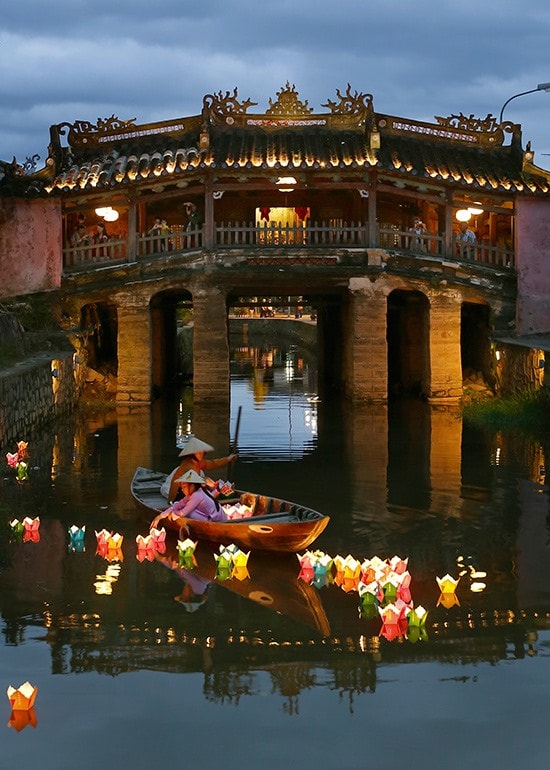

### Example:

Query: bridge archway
xmin=149 ymin=289 xmax=193 ymax=397
xmin=461 ymin=301 xmax=494 ymax=390
xmin=387 ymin=289 xmax=430 ymax=398
xmin=79 ymin=301 xmax=118 ymax=373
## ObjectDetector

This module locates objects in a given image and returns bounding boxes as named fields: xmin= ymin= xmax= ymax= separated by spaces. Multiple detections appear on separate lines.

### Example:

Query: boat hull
xmin=132 ymin=467 xmax=330 ymax=553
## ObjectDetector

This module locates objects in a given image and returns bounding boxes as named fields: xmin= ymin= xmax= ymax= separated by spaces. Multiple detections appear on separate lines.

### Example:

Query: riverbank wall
xmin=0 ymin=351 xmax=78 ymax=449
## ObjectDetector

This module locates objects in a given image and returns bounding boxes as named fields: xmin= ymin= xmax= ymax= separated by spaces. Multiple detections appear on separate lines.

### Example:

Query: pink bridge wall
xmin=0 ymin=197 xmax=62 ymax=299
xmin=515 ymin=197 xmax=550 ymax=335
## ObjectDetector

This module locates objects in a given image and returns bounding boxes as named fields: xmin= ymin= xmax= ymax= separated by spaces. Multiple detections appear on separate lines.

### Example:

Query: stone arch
xmin=461 ymin=299 xmax=494 ymax=392
xmin=387 ymin=288 xmax=430 ymax=398
xmin=149 ymin=288 xmax=193 ymax=397
xmin=79 ymin=300 xmax=118 ymax=373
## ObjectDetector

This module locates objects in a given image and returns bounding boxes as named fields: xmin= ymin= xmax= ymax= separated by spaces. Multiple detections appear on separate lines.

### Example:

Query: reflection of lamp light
xmin=468 ymin=207 xmax=484 ymax=216
xmin=456 ymin=209 xmax=472 ymax=222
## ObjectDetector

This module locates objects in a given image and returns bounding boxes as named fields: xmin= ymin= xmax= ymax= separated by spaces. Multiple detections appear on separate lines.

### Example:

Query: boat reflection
xmin=155 ymin=537 xmax=331 ymax=637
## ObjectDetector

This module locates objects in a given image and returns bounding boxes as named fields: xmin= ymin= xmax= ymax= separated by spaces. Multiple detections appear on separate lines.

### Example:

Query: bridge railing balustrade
xmin=138 ymin=226 xmax=203 ymax=256
xmin=451 ymin=236 xmax=514 ymax=268
xmin=214 ymin=220 xmax=368 ymax=248
xmin=378 ymin=225 xmax=445 ymax=256
xmin=62 ymin=221 xmax=515 ymax=271
xmin=62 ymin=238 xmax=126 ymax=268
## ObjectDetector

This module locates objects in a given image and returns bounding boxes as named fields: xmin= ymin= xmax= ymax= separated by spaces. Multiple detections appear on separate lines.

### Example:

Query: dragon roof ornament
xmin=204 ymin=83 xmax=374 ymax=130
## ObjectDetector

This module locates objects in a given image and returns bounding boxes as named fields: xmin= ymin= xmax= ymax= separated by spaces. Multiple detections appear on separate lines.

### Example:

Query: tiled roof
xmin=3 ymin=84 xmax=550 ymax=196
xmin=43 ymin=125 xmax=549 ymax=196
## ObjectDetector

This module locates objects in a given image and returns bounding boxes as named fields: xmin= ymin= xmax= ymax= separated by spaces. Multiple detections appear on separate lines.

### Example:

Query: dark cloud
xmin=2 ymin=0 xmax=550 ymax=166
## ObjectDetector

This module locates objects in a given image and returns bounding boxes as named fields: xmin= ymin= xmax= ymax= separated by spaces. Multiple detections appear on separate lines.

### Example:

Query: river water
xmin=1 ymin=331 xmax=550 ymax=770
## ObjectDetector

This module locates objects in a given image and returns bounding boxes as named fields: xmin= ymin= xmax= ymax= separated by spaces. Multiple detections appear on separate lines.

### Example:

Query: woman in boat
xmin=161 ymin=436 xmax=237 ymax=503
xmin=154 ymin=469 xmax=228 ymax=525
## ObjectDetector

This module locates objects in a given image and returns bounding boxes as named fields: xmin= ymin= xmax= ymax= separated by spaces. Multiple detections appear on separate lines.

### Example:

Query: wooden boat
xmin=131 ymin=466 xmax=330 ymax=553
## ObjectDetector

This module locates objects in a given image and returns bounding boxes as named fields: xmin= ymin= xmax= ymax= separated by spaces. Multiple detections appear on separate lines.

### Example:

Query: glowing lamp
xmin=103 ymin=207 xmax=119 ymax=222
xmin=95 ymin=207 xmax=108 ymax=217
xmin=276 ymin=176 xmax=297 ymax=192
xmin=456 ymin=209 xmax=472 ymax=222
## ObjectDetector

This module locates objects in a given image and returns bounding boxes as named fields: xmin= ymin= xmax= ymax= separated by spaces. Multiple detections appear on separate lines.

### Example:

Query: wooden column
xmin=126 ymin=195 xmax=138 ymax=262
xmin=368 ymin=171 xmax=378 ymax=246
xmin=192 ymin=286 xmax=230 ymax=404
xmin=427 ymin=292 xmax=463 ymax=402
xmin=444 ymin=190 xmax=454 ymax=257
xmin=343 ymin=277 xmax=388 ymax=402
xmin=116 ymin=292 xmax=152 ymax=404
xmin=204 ymin=172 xmax=214 ymax=249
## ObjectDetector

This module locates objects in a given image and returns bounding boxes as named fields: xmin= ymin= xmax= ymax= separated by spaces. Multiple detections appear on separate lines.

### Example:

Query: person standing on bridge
xmin=183 ymin=202 xmax=203 ymax=248
xmin=456 ymin=221 xmax=476 ymax=260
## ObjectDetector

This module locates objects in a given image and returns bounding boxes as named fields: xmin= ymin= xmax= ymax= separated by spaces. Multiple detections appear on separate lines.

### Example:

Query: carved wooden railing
xmin=62 ymin=221 xmax=514 ymax=271
xmin=63 ymin=238 xmax=126 ymax=268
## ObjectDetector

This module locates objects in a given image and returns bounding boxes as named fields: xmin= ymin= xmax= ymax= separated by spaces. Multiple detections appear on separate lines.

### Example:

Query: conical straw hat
xmin=178 ymin=437 xmax=214 ymax=457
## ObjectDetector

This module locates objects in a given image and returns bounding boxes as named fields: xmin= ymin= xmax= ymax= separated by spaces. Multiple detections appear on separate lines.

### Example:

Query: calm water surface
xmin=1 ymin=336 xmax=550 ymax=770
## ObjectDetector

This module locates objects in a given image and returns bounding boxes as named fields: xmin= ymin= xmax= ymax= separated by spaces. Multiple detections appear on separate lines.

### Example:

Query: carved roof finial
xmin=265 ymin=82 xmax=313 ymax=117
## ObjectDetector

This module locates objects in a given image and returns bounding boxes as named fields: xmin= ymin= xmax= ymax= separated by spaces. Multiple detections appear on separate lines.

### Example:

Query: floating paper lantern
xmin=9 ymin=519 xmax=25 ymax=540
xmin=436 ymin=573 xmax=460 ymax=594
xmin=232 ymin=549 xmax=250 ymax=568
xmin=23 ymin=516 xmax=40 ymax=533
xmin=396 ymin=571 xmax=412 ymax=604
xmin=150 ymin=527 xmax=166 ymax=548
xmin=7 ymin=681 xmax=38 ymax=711
xmin=6 ymin=452 xmax=19 ymax=469
xmin=297 ymin=552 xmax=315 ymax=583
xmin=95 ymin=528 xmax=112 ymax=546
xmin=108 ymin=532 xmax=123 ymax=549
xmin=177 ymin=538 xmax=198 ymax=556
xmin=69 ymin=525 xmax=86 ymax=544
xmin=16 ymin=462 xmax=29 ymax=482
xmin=389 ymin=555 xmax=409 ymax=575
xmin=22 ymin=518 xmax=40 ymax=543
xmin=379 ymin=601 xmax=409 ymax=641
xmin=215 ymin=549 xmax=233 ymax=572
xmin=177 ymin=538 xmax=198 ymax=568
xmin=136 ymin=533 xmax=155 ymax=550
xmin=407 ymin=605 xmax=429 ymax=641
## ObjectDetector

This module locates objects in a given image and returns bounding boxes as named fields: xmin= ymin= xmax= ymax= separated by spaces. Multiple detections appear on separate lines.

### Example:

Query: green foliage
xmin=2 ymin=292 xmax=61 ymax=331
xmin=462 ymin=388 xmax=550 ymax=436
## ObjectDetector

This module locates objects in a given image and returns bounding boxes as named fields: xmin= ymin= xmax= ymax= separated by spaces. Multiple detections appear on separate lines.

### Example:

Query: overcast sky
xmin=2 ymin=0 xmax=550 ymax=170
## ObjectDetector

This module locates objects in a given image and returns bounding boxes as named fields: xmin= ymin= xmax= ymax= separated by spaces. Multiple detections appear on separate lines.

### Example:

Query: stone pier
xmin=116 ymin=293 xmax=152 ymax=404
xmin=427 ymin=293 xmax=463 ymax=402
xmin=344 ymin=278 xmax=388 ymax=402
xmin=191 ymin=286 xmax=230 ymax=404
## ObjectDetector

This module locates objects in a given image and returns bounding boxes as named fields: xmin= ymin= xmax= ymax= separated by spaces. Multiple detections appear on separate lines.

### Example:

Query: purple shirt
xmin=168 ymin=488 xmax=227 ymax=521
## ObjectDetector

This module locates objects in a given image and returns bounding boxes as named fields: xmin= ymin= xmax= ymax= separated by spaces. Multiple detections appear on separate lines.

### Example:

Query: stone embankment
xmin=0 ymin=306 xmax=79 ymax=447
xmin=0 ymin=352 xmax=77 ymax=447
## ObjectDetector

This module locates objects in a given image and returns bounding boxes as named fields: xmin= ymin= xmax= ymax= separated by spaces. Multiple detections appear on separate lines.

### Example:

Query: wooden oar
xmin=227 ymin=405 xmax=242 ymax=481
xmin=231 ymin=405 xmax=242 ymax=454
